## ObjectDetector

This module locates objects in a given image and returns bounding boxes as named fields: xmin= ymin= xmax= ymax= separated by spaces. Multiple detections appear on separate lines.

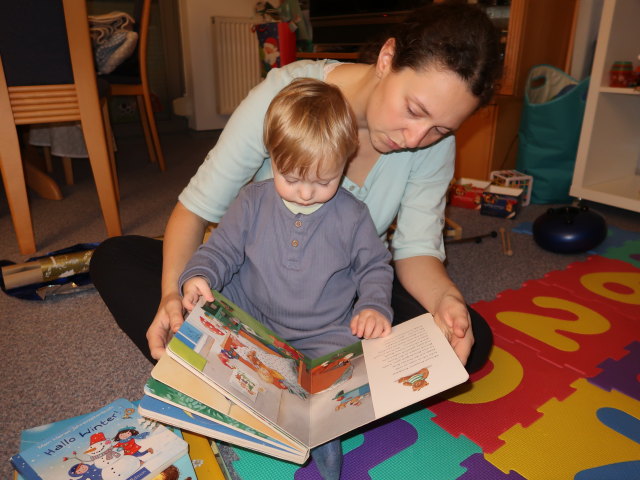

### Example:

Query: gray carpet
xmin=1 ymin=121 xmax=638 ymax=479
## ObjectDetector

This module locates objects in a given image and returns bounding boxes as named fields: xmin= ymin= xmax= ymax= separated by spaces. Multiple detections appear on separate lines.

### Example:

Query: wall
xmin=175 ymin=0 xmax=256 ymax=130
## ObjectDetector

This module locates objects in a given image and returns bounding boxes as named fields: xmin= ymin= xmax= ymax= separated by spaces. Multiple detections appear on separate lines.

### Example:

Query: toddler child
xmin=179 ymin=77 xmax=394 ymax=479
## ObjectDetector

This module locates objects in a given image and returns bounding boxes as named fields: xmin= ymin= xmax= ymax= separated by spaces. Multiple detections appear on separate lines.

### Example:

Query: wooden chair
xmin=0 ymin=0 xmax=121 ymax=255
xmin=104 ymin=0 xmax=166 ymax=171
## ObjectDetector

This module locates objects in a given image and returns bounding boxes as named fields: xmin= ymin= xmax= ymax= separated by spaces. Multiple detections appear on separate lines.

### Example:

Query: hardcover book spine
xmin=10 ymin=454 xmax=41 ymax=480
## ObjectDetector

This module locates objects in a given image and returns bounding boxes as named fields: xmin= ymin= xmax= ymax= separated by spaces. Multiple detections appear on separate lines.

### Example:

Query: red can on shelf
xmin=609 ymin=61 xmax=633 ymax=87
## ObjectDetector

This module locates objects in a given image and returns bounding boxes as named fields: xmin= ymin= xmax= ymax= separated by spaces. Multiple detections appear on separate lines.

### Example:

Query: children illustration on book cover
xmin=64 ymin=431 xmax=143 ymax=480
xmin=12 ymin=398 xmax=187 ymax=480
xmin=113 ymin=427 xmax=154 ymax=457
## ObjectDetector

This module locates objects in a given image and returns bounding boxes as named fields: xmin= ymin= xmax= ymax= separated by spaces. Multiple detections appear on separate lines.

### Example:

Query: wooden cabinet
xmin=570 ymin=0 xmax=640 ymax=212
xmin=454 ymin=0 xmax=578 ymax=180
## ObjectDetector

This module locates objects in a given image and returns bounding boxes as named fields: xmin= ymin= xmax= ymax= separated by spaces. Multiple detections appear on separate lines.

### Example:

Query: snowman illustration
xmin=83 ymin=431 xmax=142 ymax=479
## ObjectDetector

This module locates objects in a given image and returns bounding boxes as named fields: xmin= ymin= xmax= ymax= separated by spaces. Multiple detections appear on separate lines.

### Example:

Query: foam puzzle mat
xmin=221 ymin=227 xmax=640 ymax=479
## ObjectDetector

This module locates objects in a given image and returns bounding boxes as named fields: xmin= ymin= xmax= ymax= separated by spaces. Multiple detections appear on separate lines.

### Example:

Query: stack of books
xmin=10 ymin=398 xmax=192 ymax=480
xmin=138 ymin=291 xmax=470 ymax=464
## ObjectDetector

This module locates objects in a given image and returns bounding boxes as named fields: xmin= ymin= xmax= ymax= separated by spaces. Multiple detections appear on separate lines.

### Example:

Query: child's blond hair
xmin=264 ymin=78 xmax=358 ymax=179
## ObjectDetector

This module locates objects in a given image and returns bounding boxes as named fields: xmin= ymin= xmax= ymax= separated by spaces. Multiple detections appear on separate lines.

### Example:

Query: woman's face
xmin=366 ymin=42 xmax=479 ymax=153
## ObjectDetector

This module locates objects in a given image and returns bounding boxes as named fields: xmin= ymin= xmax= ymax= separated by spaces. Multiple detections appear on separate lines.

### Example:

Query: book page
xmin=167 ymin=294 xmax=312 ymax=444
xmin=151 ymin=355 xmax=299 ymax=449
xmin=362 ymin=314 xmax=469 ymax=418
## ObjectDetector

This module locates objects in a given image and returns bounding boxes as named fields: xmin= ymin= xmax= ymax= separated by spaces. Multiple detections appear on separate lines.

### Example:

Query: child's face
xmin=272 ymin=161 xmax=343 ymax=207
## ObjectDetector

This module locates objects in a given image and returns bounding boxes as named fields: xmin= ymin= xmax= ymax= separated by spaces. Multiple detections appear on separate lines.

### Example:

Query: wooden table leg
xmin=22 ymin=143 xmax=63 ymax=200
xmin=24 ymin=158 xmax=63 ymax=200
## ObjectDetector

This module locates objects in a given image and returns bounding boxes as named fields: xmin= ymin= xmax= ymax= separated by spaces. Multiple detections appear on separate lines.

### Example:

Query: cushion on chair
xmin=100 ymin=0 xmax=144 ymax=86
xmin=101 ymin=53 xmax=141 ymax=85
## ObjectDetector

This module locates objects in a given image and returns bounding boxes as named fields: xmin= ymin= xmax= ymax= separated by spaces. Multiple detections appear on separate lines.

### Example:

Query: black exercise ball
xmin=533 ymin=205 xmax=608 ymax=254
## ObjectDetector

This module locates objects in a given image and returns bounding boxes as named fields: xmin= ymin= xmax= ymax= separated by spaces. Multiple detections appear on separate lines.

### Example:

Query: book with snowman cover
xmin=139 ymin=291 xmax=469 ymax=464
xmin=10 ymin=398 xmax=188 ymax=480
xmin=13 ymin=405 xmax=196 ymax=480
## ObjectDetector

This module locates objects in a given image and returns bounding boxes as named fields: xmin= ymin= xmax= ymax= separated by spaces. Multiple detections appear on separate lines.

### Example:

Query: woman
xmin=90 ymin=3 xmax=502 ymax=372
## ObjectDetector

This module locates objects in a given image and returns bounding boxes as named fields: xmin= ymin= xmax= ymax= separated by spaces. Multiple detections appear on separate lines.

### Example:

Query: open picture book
xmin=139 ymin=291 xmax=469 ymax=464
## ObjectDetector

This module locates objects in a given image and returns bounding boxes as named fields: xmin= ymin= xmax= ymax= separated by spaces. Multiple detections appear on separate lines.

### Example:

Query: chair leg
xmin=140 ymin=90 xmax=166 ymax=172
xmin=0 ymin=124 xmax=37 ymax=255
xmin=62 ymin=156 xmax=74 ymax=185
xmin=81 ymin=121 xmax=122 ymax=239
xmin=24 ymin=160 xmax=63 ymax=201
xmin=101 ymin=98 xmax=119 ymax=199
xmin=43 ymin=146 xmax=54 ymax=173
xmin=136 ymin=95 xmax=158 ymax=165
xmin=0 ymin=66 xmax=37 ymax=254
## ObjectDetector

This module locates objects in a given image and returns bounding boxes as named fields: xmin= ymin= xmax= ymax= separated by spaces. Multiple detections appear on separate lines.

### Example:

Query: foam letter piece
xmin=575 ymin=461 xmax=640 ymax=480
xmin=294 ymin=417 xmax=418 ymax=479
xmin=473 ymin=277 xmax=636 ymax=377
xmin=572 ymin=407 xmax=640 ymax=479
xmin=428 ymin=334 xmax=577 ymax=453
xmin=230 ymin=416 xmax=417 ymax=480
xmin=369 ymin=408 xmax=479 ymax=480
xmin=487 ymin=379 xmax=640 ymax=480
xmin=603 ymin=239 xmax=640 ymax=268
xmin=588 ymin=226 xmax=640 ymax=255
xmin=459 ymin=453 xmax=526 ymax=480
xmin=589 ymin=341 xmax=640 ymax=401
xmin=337 ymin=416 xmax=417 ymax=480
xmin=539 ymin=255 xmax=640 ymax=321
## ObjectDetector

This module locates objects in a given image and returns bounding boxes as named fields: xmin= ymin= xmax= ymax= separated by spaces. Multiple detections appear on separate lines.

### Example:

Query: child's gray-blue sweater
xmin=179 ymin=179 xmax=393 ymax=358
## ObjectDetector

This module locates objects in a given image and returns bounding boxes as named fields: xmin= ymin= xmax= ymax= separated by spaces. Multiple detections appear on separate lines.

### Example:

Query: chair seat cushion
xmin=101 ymin=52 xmax=141 ymax=85
xmin=102 ymin=73 xmax=141 ymax=85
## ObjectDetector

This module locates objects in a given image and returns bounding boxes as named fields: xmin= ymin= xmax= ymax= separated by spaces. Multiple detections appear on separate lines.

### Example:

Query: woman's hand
xmin=147 ymin=291 xmax=185 ymax=360
xmin=146 ymin=202 xmax=210 ymax=360
xmin=395 ymin=255 xmax=474 ymax=365
xmin=431 ymin=292 xmax=473 ymax=365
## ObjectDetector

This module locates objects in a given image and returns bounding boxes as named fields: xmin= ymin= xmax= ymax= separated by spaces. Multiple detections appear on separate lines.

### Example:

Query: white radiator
xmin=211 ymin=16 xmax=262 ymax=115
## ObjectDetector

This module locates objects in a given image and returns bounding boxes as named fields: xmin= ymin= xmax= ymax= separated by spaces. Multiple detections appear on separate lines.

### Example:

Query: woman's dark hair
xmin=360 ymin=2 xmax=503 ymax=107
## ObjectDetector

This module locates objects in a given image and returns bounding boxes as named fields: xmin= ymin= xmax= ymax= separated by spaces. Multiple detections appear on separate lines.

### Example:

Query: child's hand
xmin=350 ymin=309 xmax=391 ymax=339
xmin=182 ymin=276 xmax=214 ymax=311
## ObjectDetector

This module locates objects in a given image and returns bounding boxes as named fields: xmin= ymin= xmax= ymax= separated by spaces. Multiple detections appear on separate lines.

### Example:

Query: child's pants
xmin=311 ymin=438 xmax=343 ymax=480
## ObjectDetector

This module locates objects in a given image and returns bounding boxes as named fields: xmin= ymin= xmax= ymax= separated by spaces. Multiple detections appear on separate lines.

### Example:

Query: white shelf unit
xmin=570 ymin=0 xmax=640 ymax=212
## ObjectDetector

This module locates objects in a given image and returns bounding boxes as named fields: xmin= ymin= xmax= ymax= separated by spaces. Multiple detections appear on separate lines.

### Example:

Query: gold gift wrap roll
xmin=1 ymin=249 xmax=95 ymax=290
xmin=39 ymin=249 xmax=94 ymax=282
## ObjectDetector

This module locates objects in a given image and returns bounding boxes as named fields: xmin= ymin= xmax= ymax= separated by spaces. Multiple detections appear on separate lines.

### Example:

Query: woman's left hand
xmin=432 ymin=292 xmax=474 ymax=365
xmin=395 ymin=255 xmax=474 ymax=366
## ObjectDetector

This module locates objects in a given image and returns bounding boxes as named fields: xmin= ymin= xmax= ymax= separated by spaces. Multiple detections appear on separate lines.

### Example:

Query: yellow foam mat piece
xmin=486 ymin=378 xmax=640 ymax=479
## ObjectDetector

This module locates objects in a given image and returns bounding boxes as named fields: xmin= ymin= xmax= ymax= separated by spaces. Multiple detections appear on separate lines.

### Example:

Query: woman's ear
xmin=376 ymin=38 xmax=396 ymax=78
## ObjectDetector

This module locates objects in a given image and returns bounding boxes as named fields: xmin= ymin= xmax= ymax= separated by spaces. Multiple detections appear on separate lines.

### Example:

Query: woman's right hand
xmin=146 ymin=202 xmax=210 ymax=360
xmin=147 ymin=291 xmax=185 ymax=360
